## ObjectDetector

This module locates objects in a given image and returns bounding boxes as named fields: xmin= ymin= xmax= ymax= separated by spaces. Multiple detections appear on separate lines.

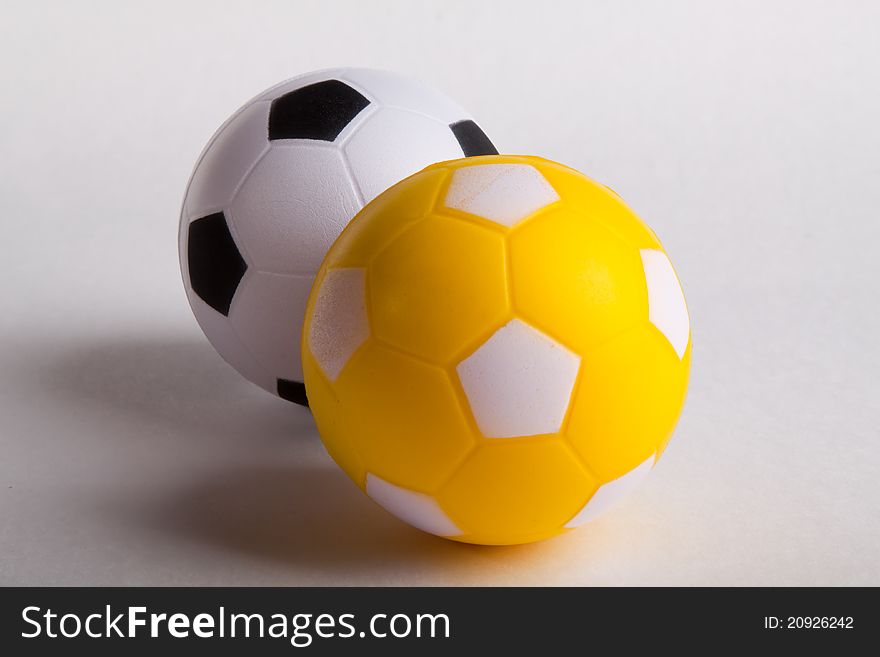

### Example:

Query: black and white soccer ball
xmin=179 ymin=68 xmax=497 ymax=405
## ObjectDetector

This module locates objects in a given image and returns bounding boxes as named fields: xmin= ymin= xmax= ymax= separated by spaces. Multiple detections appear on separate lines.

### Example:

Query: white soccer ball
xmin=179 ymin=68 xmax=497 ymax=404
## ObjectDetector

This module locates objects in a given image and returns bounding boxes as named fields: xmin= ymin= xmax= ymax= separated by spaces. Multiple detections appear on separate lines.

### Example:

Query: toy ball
xmin=179 ymin=68 xmax=497 ymax=404
xmin=302 ymin=155 xmax=691 ymax=545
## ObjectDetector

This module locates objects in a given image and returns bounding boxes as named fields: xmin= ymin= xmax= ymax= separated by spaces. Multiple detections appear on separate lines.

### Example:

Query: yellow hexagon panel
xmin=438 ymin=440 xmax=596 ymax=544
xmin=333 ymin=340 xmax=476 ymax=491
xmin=323 ymin=167 xmax=449 ymax=269
xmin=567 ymin=324 xmax=691 ymax=481
xmin=300 ymin=353 xmax=365 ymax=486
xmin=509 ymin=208 xmax=648 ymax=354
xmin=369 ymin=215 xmax=510 ymax=364
xmin=536 ymin=161 xmax=662 ymax=250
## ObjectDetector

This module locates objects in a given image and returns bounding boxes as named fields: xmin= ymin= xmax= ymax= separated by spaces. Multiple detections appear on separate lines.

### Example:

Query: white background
xmin=1 ymin=0 xmax=878 ymax=585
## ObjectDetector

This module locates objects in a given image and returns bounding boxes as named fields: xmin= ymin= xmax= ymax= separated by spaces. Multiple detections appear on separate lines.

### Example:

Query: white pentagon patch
xmin=366 ymin=474 xmax=462 ymax=537
xmin=308 ymin=268 xmax=369 ymax=381
xmin=444 ymin=163 xmax=559 ymax=227
xmin=640 ymin=249 xmax=690 ymax=359
xmin=456 ymin=319 xmax=580 ymax=438
xmin=565 ymin=456 xmax=655 ymax=527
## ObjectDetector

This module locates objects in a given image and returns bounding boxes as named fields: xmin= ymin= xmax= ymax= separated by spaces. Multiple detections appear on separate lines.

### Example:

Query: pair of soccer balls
xmin=180 ymin=68 xmax=691 ymax=545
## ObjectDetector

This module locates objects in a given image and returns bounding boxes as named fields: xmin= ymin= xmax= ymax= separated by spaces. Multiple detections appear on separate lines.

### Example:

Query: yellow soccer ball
xmin=302 ymin=155 xmax=691 ymax=545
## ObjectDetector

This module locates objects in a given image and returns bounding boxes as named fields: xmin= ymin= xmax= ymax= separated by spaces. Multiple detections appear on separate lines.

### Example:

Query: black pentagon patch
xmin=277 ymin=379 xmax=309 ymax=406
xmin=450 ymin=120 xmax=498 ymax=157
xmin=187 ymin=212 xmax=247 ymax=316
xmin=268 ymin=80 xmax=370 ymax=142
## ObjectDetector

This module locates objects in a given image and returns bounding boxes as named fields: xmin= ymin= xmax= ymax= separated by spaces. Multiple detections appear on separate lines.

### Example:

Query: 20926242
xmin=764 ymin=616 xmax=854 ymax=629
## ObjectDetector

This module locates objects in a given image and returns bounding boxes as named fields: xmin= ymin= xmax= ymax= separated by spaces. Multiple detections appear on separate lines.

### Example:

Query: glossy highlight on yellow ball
xmin=302 ymin=155 xmax=691 ymax=545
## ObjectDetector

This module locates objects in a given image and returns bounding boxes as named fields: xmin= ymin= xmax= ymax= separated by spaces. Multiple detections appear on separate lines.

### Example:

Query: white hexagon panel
xmin=640 ymin=249 xmax=690 ymax=358
xmin=229 ymin=145 xmax=360 ymax=275
xmin=182 ymin=101 xmax=271 ymax=220
xmin=307 ymin=268 xmax=370 ymax=382
xmin=186 ymin=289 xmax=275 ymax=393
xmin=228 ymin=272 xmax=313 ymax=384
xmin=444 ymin=163 xmax=560 ymax=227
xmin=456 ymin=319 xmax=581 ymax=438
xmin=344 ymin=107 xmax=466 ymax=204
